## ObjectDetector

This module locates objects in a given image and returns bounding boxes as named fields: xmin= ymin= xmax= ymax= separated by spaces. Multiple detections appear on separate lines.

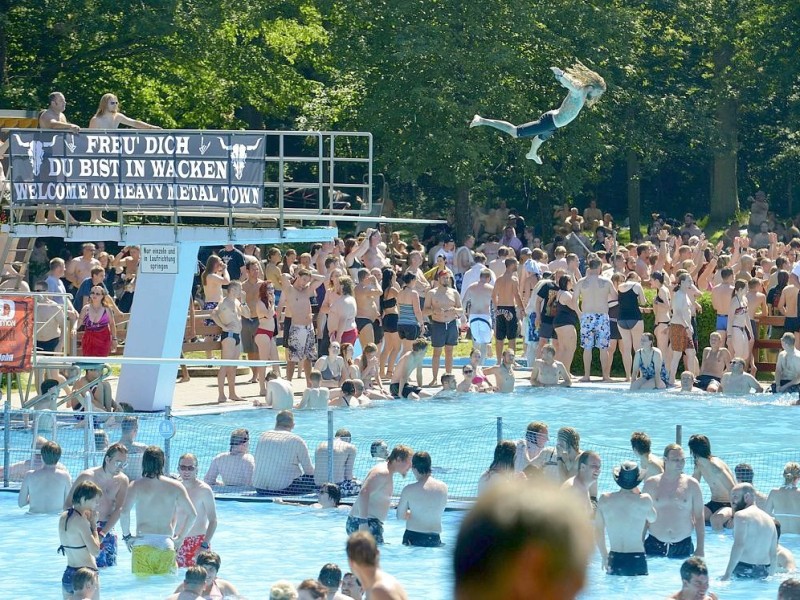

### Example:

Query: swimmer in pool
xmin=396 ymin=452 xmax=448 ymax=547
xmin=561 ymin=451 xmax=600 ymax=517
xmin=297 ymin=370 xmax=330 ymax=409
xmin=765 ymin=462 xmax=800 ymax=534
xmin=530 ymin=343 xmax=572 ymax=387
xmin=347 ymin=445 xmax=413 ymax=544
xmin=437 ymin=373 xmax=460 ymax=396
xmin=18 ymin=440 xmax=72 ymax=514
xmin=314 ymin=429 xmax=360 ymax=496
xmin=720 ymin=483 xmax=777 ymax=580
xmin=642 ymin=444 xmax=704 ymax=559
xmin=687 ymin=434 xmax=736 ymax=526
xmin=120 ymin=446 xmax=197 ymax=575
xmin=483 ymin=349 xmax=517 ymax=393
xmin=668 ymin=557 xmax=718 ymax=600
xmin=455 ymin=367 xmax=478 ymax=393
xmin=719 ymin=357 xmax=764 ymax=394
xmin=470 ymin=61 xmax=606 ymax=164
xmin=629 ymin=431 xmax=664 ymax=481
xmin=165 ymin=566 xmax=207 ymax=600
xmin=595 ymin=461 xmax=656 ymax=576
xmin=59 ymin=481 xmax=102 ymax=600
xmin=515 ymin=421 xmax=558 ymax=474
xmin=347 ymin=531 xmax=409 ymax=600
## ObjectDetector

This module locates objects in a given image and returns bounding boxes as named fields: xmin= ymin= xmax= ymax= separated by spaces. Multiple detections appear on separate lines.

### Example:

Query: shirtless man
xmin=66 ymin=443 xmax=129 ymax=568
xmin=721 ymin=483 xmax=777 ymax=580
xmin=492 ymin=258 xmax=524 ymax=362
xmin=117 ymin=416 xmax=147 ymax=481
xmin=37 ymin=91 xmax=80 ymax=224
xmin=484 ymin=349 xmax=516 ymax=393
xmin=298 ymin=369 xmax=331 ymax=409
xmin=686 ymin=434 xmax=735 ymax=525
xmin=530 ymin=343 xmax=572 ymax=387
xmin=315 ymin=429 xmax=360 ymax=497
xmin=572 ymin=257 xmax=614 ymax=382
xmin=241 ymin=261 xmax=265 ymax=385
xmin=252 ymin=410 xmax=315 ymax=495
xmin=562 ymin=451 xmax=601 ymax=516
xmin=746 ymin=277 xmax=768 ymax=372
xmin=211 ymin=280 xmax=250 ymax=402
xmin=595 ymin=461 xmax=656 ymax=576
xmin=630 ymin=431 xmax=664 ymax=480
xmin=66 ymin=244 xmax=101 ymax=293
xmin=257 ymin=371 xmax=294 ymax=409
xmin=203 ymin=429 xmax=254 ymax=488
xmin=18 ymin=440 xmax=71 ymax=513
xmin=59 ymin=481 xmax=102 ymax=600
xmin=354 ymin=268 xmax=383 ymax=347
xmin=425 ymin=270 xmax=463 ymax=384
xmin=282 ymin=268 xmax=326 ymax=383
xmin=765 ymin=462 xmax=800 ymax=535
xmin=390 ymin=338 xmax=429 ymax=400
xmin=711 ymin=268 xmax=734 ymax=347
xmin=88 ymin=93 xmax=159 ymax=130
xmin=347 ymin=445 xmax=413 ymax=544
xmin=773 ymin=332 xmax=800 ymax=393
xmin=514 ymin=421 xmax=557 ymax=474
xmin=720 ymin=357 xmax=764 ymax=393
xmin=695 ymin=332 xmax=730 ymax=392
xmin=347 ymin=531 xmax=408 ymax=600
xmin=669 ymin=557 xmax=718 ymax=600
xmin=120 ymin=446 xmax=197 ymax=575
xmin=462 ymin=269 xmax=495 ymax=361
xmin=176 ymin=454 xmax=217 ymax=568
xmin=327 ymin=275 xmax=358 ymax=345
xmin=166 ymin=566 xmax=207 ymax=600
xmin=396 ymin=451 xmax=448 ymax=547
xmin=642 ymin=444 xmax=705 ymax=559
xmin=778 ymin=272 xmax=800 ymax=350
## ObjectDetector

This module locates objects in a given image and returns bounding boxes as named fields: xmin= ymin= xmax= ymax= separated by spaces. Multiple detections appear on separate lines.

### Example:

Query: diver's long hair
xmin=565 ymin=60 xmax=607 ymax=107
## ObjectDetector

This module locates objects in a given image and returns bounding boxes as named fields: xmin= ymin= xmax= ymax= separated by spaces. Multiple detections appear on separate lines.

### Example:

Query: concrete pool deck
xmin=100 ymin=366 xmax=634 ymax=415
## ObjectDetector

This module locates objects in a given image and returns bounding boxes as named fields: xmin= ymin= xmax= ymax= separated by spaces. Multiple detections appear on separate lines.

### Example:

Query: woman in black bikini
xmin=379 ymin=268 xmax=401 ymax=378
xmin=727 ymin=279 xmax=752 ymax=363
xmin=650 ymin=271 xmax=672 ymax=364
xmin=59 ymin=481 xmax=103 ymax=599
xmin=617 ymin=272 xmax=647 ymax=381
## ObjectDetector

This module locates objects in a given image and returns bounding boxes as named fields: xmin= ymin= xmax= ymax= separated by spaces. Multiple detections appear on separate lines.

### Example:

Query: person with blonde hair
xmin=88 ymin=93 xmax=160 ymax=224
xmin=470 ymin=61 xmax=606 ymax=164
xmin=765 ymin=462 xmax=800 ymax=534
xmin=270 ymin=579 xmax=299 ymax=600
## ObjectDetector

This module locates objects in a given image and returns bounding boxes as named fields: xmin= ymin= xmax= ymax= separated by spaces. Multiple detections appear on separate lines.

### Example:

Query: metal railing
xmin=3 ymin=128 xmax=374 ymax=237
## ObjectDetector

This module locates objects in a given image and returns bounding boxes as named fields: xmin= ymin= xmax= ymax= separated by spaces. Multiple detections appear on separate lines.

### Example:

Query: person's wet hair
xmin=630 ymin=431 xmax=651 ymax=455
xmin=320 ymin=482 xmax=341 ymax=505
xmin=346 ymin=531 xmax=379 ymax=567
xmin=196 ymin=550 xmax=221 ymax=571
xmin=141 ymin=445 xmax=165 ymax=478
xmin=41 ymin=441 xmax=61 ymax=465
xmin=318 ymin=563 xmax=342 ymax=589
xmin=489 ymin=441 xmax=516 ymax=472
xmin=687 ymin=434 xmax=711 ymax=459
xmin=734 ymin=463 xmax=754 ymax=484
xmin=184 ymin=566 xmax=208 ymax=587
xmin=387 ymin=445 xmax=413 ymax=464
xmin=679 ymin=556 xmax=708 ymax=582
xmin=72 ymin=480 xmax=102 ymax=505
xmin=557 ymin=427 xmax=580 ymax=452
xmin=412 ymin=451 xmax=432 ymax=475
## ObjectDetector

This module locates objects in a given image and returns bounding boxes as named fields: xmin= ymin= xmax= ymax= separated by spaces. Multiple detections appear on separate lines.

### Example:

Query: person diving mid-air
xmin=470 ymin=61 xmax=606 ymax=164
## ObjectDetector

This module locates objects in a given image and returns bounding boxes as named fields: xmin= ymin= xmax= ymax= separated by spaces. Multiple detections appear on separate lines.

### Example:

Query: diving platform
xmin=2 ymin=128 xmax=441 ymax=411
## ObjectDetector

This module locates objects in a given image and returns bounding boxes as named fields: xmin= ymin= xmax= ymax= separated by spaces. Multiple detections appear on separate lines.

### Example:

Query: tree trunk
xmin=710 ymin=42 xmax=739 ymax=223
xmin=627 ymin=150 xmax=641 ymax=241
xmin=454 ymin=183 xmax=472 ymax=244
xmin=0 ymin=1 xmax=8 ymax=86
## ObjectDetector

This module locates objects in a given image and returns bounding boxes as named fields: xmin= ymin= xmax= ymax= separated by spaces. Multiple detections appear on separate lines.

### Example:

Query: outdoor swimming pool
xmin=2 ymin=386 xmax=800 ymax=598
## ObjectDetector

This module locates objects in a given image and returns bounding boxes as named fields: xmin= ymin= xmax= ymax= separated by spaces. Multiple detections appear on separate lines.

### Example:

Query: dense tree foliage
xmin=0 ymin=0 xmax=797 ymax=234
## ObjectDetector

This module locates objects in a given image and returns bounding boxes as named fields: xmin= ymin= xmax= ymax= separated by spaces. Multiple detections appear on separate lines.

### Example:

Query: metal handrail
xmin=4 ymin=128 xmax=373 ymax=233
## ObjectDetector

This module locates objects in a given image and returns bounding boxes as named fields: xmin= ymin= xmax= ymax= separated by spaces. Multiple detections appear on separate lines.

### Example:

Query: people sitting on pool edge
xmin=530 ymin=343 xmax=572 ymax=387
xmin=720 ymin=357 xmax=765 ymax=394
xmin=314 ymin=428 xmax=361 ymax=497
xmin=253 ymin=410 xmax=316 ymax=496
xmin=203 ymin=428 xmax=255 ymax=488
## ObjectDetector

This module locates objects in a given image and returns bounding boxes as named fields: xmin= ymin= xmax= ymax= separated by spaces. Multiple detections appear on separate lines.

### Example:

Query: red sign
xmin=0 ymin=296 xmax=34 ymax=372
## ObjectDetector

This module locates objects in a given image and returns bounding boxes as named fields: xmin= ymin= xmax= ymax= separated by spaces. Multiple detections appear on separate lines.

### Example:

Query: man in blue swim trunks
xmin=347 ymin=445 xmax=413 ymax=544
xmin=721 ymin=483 xmax=777 ymax=580
xmin=573 ymin=257 xmax=614 ymax=382
xmin=711 ymin=268 xmax=734 ymax=347
xmin=66 ymin=443 xmax=130 ymax=568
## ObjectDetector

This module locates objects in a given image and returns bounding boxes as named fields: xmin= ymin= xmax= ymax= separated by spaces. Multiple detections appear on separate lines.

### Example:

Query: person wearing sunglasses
xmin=66 ymin=443 xmax=130 ymax=568
xmin=176 ymin=454 xmax=217 ymax=568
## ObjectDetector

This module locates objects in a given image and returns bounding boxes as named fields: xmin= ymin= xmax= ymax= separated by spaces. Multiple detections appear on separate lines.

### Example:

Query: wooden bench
xmin=753 ymin=315 xmax=784 ymax=373
xmin=182 ymin=311 xmax=223 ymax=353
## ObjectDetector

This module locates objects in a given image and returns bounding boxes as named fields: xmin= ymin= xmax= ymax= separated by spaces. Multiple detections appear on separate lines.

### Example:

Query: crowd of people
xmin=9 ymin=109 xmax=800 ymax=597
xmin=14 ymin=407 xmax=800 ymax=598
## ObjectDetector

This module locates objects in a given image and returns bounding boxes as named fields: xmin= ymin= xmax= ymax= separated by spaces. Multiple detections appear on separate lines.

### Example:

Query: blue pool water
xmin=3 ymin=386 xmax=800 ymax=598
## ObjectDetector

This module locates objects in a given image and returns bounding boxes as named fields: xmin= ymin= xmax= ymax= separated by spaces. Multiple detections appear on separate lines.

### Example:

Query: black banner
xmin=9 ymin=131 xmax=266 ymax=210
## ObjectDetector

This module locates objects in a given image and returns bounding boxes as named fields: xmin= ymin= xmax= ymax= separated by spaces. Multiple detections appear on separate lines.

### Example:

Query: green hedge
xmin=570 ymin=290 xmax=716 ymax=377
